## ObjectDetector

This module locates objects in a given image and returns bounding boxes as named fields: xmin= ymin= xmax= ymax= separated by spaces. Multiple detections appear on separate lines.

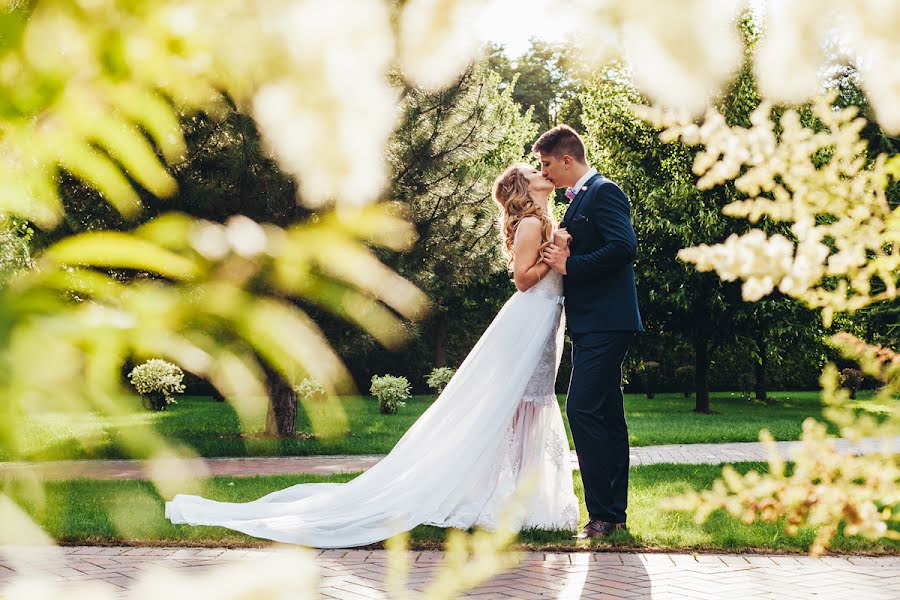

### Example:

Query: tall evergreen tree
xmin=487 ymin=40 xmax=587 ymax=135
xmin=580 ymin=16 xmax=823 ymax=411
xmin=336 ymin=62 xmax=537 ymax=387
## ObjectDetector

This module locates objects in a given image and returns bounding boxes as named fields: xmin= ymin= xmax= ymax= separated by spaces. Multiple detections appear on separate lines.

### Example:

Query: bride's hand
xmin=553 ymin=228 xmax=572 ymax=249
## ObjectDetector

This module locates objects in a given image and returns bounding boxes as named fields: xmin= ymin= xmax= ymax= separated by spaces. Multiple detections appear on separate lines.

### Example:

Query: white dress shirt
xmin=571 ymin=168 xmax=598 ymax=196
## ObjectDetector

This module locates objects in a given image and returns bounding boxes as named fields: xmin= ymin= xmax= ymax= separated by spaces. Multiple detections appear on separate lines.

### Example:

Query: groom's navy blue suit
xmin=560 ymin=173 xmax=643 ymax=524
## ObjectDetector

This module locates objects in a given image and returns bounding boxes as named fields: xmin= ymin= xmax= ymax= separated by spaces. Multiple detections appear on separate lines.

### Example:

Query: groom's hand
xmin=542 ymin=244 xmax=570 ymax=274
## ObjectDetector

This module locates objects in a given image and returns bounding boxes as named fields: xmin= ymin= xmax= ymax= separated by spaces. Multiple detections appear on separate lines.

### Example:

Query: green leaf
xmin=886 ymin=155 xmax=900 ymax=180
xmin=236 ymin=297 xmax=351 ymax=439
xmin=0 ymin=179 xmax=62 ymax=230
xmin=34 ymin=267 xmax=129 ymax=302
xmin=133 ymin=212 xmax=196 ymax=250
xmin=107 ymin=84 xmax=187 ymax=164
xmin=41 ymin=232 xmax=201 ymax=280
xmin=84 ymin=114 xmax=178 ymax=198
xmin=0 ymin=8 xmax=27 ymax=52
xmin=289 ymin=273 xmax=410 ymax=349
xmin=56 ymin=141 xmax=143 ymax=219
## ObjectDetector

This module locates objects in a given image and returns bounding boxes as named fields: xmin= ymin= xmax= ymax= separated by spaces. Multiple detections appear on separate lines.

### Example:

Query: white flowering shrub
xmin=425 ymin=366 xmax=456 ymax=394
xmin=127 ymin=359 xmax=186 ymax=411
xmin=645 ymin=95 xmax=900 ymax=556
xmin=293 ymin=378 xmax=326 ymax=401
xmin=638 ymin=95 xmax=899 ymax=325
xmin=370 ymin=374 xmax=411 ymax=414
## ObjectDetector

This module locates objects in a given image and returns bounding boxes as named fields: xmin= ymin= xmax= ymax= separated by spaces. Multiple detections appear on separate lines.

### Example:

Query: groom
xmin=537 ymin=125 xmax=643 ymax=539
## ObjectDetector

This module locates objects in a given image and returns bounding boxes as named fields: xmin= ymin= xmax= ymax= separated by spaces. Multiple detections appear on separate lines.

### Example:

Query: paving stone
xmin=1 ymin=547 xmax=896 ymax=598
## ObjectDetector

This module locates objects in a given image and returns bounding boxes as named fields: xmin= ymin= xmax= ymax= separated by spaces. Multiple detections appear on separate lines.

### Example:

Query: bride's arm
xmin=513 ymin=218 xmax=553 ymax=292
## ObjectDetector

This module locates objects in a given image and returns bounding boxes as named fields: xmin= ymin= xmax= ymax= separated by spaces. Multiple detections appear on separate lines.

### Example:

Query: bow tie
xmin=564 ymin=188 xmax=576 ymax=201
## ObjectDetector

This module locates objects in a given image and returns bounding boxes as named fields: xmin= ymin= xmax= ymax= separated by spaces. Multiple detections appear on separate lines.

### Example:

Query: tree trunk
xmin=753 ymin=333 xmax=768 ymax=402
xmin=694 ymin=335 xmax=711 ymax=413
xmin=264 ymin=363 xmax=297 ymax=437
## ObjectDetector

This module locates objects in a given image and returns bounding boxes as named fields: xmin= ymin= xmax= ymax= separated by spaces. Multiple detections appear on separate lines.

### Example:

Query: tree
xmin=580 ymin=16 xmax=821 ymax=411
xmin=0 ymin=0 xmax=434 ymax=470
xmin=35 ymin=103 xmax=317 ymax=437
xmin=827 ymin=64 xmax=900 ymax=352
xmin=486 ymin=39 xmax=587 ymax=135
xmin=580 ymin=63 xmax=741 ymax=412
xmin=325 ymin=62 xmax=536 ymax=389
xmin=734 ymin=295 xmax=825 ymax=402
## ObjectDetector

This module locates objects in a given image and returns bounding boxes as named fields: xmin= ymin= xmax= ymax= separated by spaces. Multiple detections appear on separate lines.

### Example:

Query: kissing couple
xmin=167 ymin=125 xmax=643 ymax=545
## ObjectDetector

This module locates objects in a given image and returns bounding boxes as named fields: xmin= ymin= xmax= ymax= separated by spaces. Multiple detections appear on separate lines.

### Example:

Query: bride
xmin=165 ymin=163 xmax=580 ymax=547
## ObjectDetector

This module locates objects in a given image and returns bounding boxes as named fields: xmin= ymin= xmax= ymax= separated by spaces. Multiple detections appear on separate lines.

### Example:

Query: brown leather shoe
xmin=574 ymin=520 xmax=627 ymax=539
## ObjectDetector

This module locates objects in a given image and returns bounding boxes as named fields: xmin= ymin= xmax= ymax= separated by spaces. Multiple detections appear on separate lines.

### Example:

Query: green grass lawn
xmin=8 ymin=391 xmax=861 ymax=461
xmin=16 ymin=462 xmax=898 ymax=555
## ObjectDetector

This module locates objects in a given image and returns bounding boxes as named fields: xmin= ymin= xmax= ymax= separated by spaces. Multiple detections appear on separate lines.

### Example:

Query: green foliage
xmin=0 ymin=216 xmax=33 ymax=285
xmin=333 ymin=61 xmax=535 ymax=389
xmin=389 ymin=61 xmax=536 ymax=294
xmin=127 ymin=359 xmax=186 ymax=411
xmin=0 ymin=0 xmax=219 ymax=230
xmin=486 ymin=39 xmax=588 ymax=135
xmin=839 ymin=368 xmax=864 ymax=398
xmin=293 ymin=378 xmax=326 ymax=402
xmin=579 ymin=18 xmax=823 ymax=411
xmin=640 ymin=361 xmax=660 ymax=399
xmin=370 ymin=374 xmax=411 ymax=415
xmin=425 ymin=366 xmax=456 ymax=394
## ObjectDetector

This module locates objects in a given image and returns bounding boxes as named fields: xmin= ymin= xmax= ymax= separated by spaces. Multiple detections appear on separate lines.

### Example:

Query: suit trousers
xmin=566 ymin=331 xmax=633 ymax=523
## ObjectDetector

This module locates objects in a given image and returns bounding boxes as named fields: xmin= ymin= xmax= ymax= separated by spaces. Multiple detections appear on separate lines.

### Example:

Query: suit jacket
xmin=560 ymin=173 xmax=643 ymax=334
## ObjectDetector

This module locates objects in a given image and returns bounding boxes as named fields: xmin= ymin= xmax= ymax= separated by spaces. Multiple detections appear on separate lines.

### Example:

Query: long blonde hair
xmin=492 ymin=163 xmax=553 ymax=267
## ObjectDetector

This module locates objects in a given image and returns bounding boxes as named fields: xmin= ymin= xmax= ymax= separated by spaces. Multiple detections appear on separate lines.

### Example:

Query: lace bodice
xmin=514 ymin=227 xmax=565 ymax=406
xmin=512 ymin=224 xmax=564 ymax=299
xmin=526 ymin=268 xmax=563 ymax=298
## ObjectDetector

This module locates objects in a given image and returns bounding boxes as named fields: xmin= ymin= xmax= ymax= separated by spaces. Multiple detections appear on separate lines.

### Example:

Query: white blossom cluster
xmin=753 ymin=0 xmax=900 ymax=133
xmin=293 ymin=377 xmax=326 ymax=401
xmin=640 ymin=96 xmax=899 ymax=323
xmin=425 ymin=366 xmax=456 ymax=393
xmin=127 ymin=358 xmax=186 ymax=400
xmin=370 ymin=374 xmax=411 ymax=414
xmin=563 ymin=0 xmax=744 ymax=115
xmin=558 ymin=0 xmax=900 ymax=131
xmin=197 ymin=0 xmax=487 ymax=209
xmin=210 ymin=0 xmax=900 ymax=210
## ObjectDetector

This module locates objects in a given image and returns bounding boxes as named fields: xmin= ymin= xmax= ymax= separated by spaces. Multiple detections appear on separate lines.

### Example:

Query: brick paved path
xmin=1 ymin=546 xmax=897 ymax=599
xmin=1 ymin=437 xmax=894 ymax=480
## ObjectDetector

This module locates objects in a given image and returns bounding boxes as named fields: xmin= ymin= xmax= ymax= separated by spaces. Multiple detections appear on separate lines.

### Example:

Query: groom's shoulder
xmin=588 ymin=175 xmax=625 ymax=197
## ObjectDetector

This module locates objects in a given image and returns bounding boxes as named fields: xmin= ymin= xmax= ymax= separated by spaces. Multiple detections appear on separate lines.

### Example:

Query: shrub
xmin=128 ymin=359 xmax=186 ymax=411
xmin=293 ymin=378 xmax=326 ymax=401
xmin=425 ymin=366 xmax=456 ymax=394
xmin=641 ymin=361 xmax=661 ymax=399
xmin=675 ymin=365 xmax=693 ymax=397
xmin=840 ymin=367 xmax=864 ymax=399
xmin=370 ymin=374 xmax=410 ymax=414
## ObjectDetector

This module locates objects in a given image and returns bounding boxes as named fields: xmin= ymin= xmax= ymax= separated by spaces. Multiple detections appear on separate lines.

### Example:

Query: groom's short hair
xmin=532 ymin=125 xmax=586 ymax=164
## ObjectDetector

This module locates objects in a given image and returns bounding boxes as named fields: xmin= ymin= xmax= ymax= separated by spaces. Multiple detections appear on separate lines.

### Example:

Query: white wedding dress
xmin=166 ymin=245 xmax=579 ymax=547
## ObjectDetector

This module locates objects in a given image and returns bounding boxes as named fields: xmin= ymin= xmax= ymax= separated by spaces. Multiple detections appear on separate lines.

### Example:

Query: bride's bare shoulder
xmin=515 ymin=216 xmax=542 ymax=238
